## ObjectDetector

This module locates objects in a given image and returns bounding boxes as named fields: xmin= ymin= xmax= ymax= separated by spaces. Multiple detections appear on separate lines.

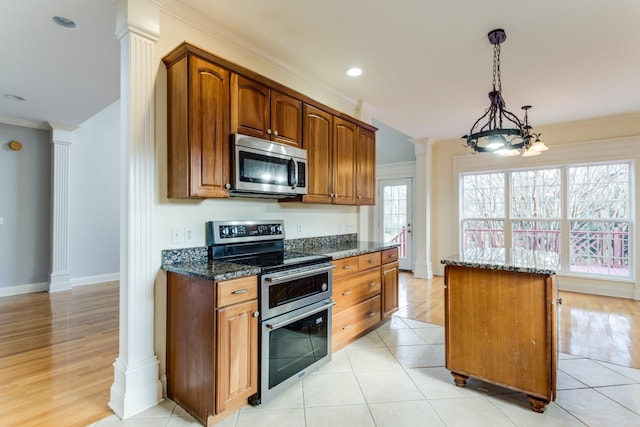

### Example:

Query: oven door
xmin=261 ymin=263 xmax=334 ymax=320
xmin=259 ymin=299 xmax=334 ymax=403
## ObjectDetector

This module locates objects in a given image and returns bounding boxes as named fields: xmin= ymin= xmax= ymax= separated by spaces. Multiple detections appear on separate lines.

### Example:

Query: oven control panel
xmin=207 ymin=220 xmax=285 ymax=245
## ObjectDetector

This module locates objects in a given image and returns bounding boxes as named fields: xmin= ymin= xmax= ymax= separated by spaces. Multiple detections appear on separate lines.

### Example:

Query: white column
xmin=413 ymin=138 xmax=433 ymax=279
xmin=49 ymin=126 xmax=73 ymax=292
xmin=109 ymin=0 xmax=162 ymax=419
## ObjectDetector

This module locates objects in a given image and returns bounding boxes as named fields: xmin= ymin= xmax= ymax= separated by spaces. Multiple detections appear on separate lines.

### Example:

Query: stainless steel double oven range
xmin=206 ymin=220 xmax=335 ymax=404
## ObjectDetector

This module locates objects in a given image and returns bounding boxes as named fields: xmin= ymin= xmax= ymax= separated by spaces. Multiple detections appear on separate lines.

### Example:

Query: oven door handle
xmin=263 ymin=264 xmax=335 ymax=285
xmin=265 ymin=300 xmax=336 ymax=330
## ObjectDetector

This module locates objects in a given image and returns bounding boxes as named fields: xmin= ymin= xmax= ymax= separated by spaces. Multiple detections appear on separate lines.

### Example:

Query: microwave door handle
xmin=288 ymin=157 xmax=298 ymax=189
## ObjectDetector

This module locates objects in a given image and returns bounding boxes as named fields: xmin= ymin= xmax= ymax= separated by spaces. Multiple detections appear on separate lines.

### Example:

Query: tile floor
xmin=89 ymin=315 xmax=640 ymax=427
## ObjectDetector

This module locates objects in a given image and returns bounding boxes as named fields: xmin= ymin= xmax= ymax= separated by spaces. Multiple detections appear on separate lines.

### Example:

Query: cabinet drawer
xmin=382 ymin=248 xmax=399 ymax=264
xmin=216 ymin=276 xmax=258 ymax=308
xmin=332 ymin=256 xmax=359 ymax=279
xmin=358 ymin=252 xmax=381 ymax=270
xmin=333 ymin=269 xmax=381 ymax=314
xmin=332 ymin=295 xmax=381 ymax=351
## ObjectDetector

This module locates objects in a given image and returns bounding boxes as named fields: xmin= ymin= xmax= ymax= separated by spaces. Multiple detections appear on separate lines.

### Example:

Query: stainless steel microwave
xmin=231 ymin=134 xmax=308 ymax=198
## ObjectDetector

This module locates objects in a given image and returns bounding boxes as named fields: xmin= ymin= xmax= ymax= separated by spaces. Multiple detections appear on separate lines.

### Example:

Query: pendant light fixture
xmin=462 ymin=29 xmax=548 ymax=156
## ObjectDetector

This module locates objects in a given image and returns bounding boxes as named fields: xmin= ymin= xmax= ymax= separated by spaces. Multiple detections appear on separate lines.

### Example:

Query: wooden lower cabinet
xmin=331 ymin=248 xmax=399 ymax=352
xmin=167 ymin=273 xmax=258 ymax=425
xmin=333 ymin=296 xmax=381 ymax=351
xmin=444 ymin=265 xmax=557 ymax=413
xmin=216 ymin=299 xmax=258 ymax=414
xmin=381 ymin=260 xmax=399 ymax=319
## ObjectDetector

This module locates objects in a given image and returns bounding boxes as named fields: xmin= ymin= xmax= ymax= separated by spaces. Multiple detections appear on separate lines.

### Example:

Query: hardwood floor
xmin=0 ymin=282 xmax=118 ymax=427
xmin=0 ymin=273 xmax=638 ymax=426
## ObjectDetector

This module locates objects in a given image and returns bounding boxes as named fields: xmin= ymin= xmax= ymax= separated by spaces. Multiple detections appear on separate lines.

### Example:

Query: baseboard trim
xmin=0 ymin=281 xmax=49 ymax=297
xmin=71 ymin=273 xmax=120 ymax=287
xmin=0 ymin=273 xmax=119 ymax=297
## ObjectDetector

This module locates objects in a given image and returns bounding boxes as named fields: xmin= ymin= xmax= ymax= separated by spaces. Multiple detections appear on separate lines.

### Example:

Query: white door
xmin=379 ymin=178 xmax=413 ymax=270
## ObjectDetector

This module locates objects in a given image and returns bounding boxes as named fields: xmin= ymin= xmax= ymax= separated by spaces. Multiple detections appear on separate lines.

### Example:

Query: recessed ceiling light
xmin=53 ymin=16 xmax=77 ymax=29
xmin=346 ymin=67 xmax=363 ymax=77
xmin=4 ymin=94 xmax=25 ymax=101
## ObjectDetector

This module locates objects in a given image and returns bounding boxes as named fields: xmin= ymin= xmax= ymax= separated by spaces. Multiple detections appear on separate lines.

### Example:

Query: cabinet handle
xmin=343 ymin=324 xmax=352 ymax=330
xmin=274 ymin=130 xmax=279 ymax=136
xmin=267 ymin=128 xmax=272 ymax=135
xmin=366 ymin=311 xmax=377 ymax=318
xmin=224 ymin=183 xmax=231 ymax=189
xmin=253 ymin=311 xmax=260 ymax=318
xmin=330 ymin=193 xmax=335 ymax=198
xmin=343 ymin=265 xmax=352 ymax=270
xmin=368 ymin=282 xmax=376 ymax=287
xmin=358 ymin=195 xmax=362 ymax=199
xmin=368 ymin=259 xmax=375 ymax=264
xmin=232 ymin=288 xmax=248 ymax=294
xmin=388 ymin=254 xmax=396 ymax=258
xmin=342 ymin=290 xmax=352 ymax=296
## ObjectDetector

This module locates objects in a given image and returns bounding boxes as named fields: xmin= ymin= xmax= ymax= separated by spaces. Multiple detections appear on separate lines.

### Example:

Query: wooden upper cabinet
xmin=302 ymin=104 xmax=333 ymax=203
xmin=356 ymin=127 xmax=376 ymax=205
xmin=332 ymin=117 xmax=357 ymax=205
xmin=231 ymin=74 xmax=302 ymax=147
xmin=270 ymin=90 xmax=303 ymax=147
xmin=166 ymin=54 xmax=230 ymax=198
xmin=230 ymin=74 xmax=269 ymax=140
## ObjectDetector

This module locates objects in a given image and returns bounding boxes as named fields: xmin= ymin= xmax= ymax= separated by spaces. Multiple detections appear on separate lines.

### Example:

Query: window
xmin=568 ymin=164 xmax=630 ymax=276
xmin=461 ymin=173 xmax=505 ymax=249
xmin=460 ymin=162 xmax=633 ymax=279
xmin=511 ymin=169 xmax=561 ymax=254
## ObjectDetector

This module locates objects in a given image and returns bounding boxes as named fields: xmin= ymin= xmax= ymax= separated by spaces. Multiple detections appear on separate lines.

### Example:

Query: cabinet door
xmin=216 ymin=299 xmax=258 ymax=414
xmin=332 ymin=117 xmax=357 ymax=205
xmin=189 ymin=57 xmax=231 ymax=198
xmin=302 ymin=104 xmax=333 ymax=203
xmin=356 ymin=127 xmax=376 ymax=205
xmin=381 ymin=261 xmax=399 ymax=319
xmin=166 ymin=55 xmax=230 ymax=198
xmin=231 ymin=74 xmax=270 ymax=140
xmin=270 ymin=90 xmax=302 ymax=147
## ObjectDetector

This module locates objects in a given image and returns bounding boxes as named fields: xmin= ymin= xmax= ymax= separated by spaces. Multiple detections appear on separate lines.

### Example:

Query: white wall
xmin=0 ymin=123 xmax=51 ymax=295
xmin=373 ymin=118 xmax=416 ymax=165
xmin=69 ymin=101 xmax=120 ymax=285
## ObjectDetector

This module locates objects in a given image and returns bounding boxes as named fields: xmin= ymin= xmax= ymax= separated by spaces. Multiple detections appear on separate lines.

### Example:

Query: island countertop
xmin=441 ymin=248 xmax=559 ymax=275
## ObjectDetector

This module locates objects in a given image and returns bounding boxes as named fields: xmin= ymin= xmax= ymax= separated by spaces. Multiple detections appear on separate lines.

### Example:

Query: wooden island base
xmin=450 ymin=371 xmax=550 ymax=413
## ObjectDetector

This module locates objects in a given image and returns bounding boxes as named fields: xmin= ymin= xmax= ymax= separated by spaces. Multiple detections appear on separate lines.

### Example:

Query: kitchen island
xmin=441 ymin=249 xmax=559 ymax=413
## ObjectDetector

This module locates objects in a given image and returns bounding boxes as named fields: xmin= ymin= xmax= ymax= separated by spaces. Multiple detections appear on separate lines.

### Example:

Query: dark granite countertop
xmin=441 ymin=248 xmax=559 ymax=275
xmin=162 ymin=260 xmax=261 ymax=282
xmin=303 ymin=241 xmax=400 ymax=260
xmin=161 ymin=239 xmax=400 ymax=281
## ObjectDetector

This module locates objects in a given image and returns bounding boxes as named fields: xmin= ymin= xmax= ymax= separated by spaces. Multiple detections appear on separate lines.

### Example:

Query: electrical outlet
xmin=297 ymin=224 xmax=302 ymax=235
xmin=184 ymin=227 xmax=194 ymax=243
xmin=171 ymin=227 xmax=184 ymax=244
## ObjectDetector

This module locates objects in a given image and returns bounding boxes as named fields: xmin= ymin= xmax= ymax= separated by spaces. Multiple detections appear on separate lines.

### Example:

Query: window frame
xmin=459 ymin=160 xmax=634 ymax=280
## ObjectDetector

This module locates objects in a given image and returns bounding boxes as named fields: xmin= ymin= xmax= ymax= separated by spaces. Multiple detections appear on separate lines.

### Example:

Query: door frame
xmin=373 ymin=162 xmax=416 ymax=271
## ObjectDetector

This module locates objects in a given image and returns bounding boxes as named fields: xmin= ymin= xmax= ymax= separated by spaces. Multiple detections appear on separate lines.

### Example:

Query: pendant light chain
xmin=493 ymin=42 xmax=501 ymax=93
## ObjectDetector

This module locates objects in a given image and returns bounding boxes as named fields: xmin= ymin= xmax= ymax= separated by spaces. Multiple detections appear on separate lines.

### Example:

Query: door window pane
xmin=383 ymin=184 xmax=408 ymax=258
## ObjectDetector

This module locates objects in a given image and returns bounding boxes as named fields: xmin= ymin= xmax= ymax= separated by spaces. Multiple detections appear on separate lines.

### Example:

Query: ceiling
xmin=2 ymin=0 xmax=639 ymax=140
